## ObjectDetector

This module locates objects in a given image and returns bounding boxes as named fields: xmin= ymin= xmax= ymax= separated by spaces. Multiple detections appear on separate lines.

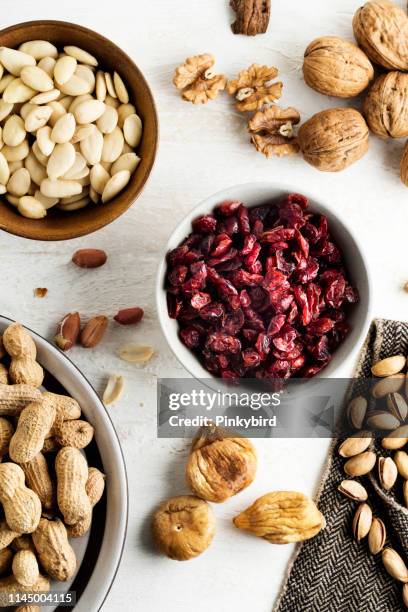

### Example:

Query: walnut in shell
xmin=298 ymin=108 xmax=369 ymax=172
xmin=186 ymin=425 xmax=257 ymax=502
xmin=173 ymin=54 xmax=227 ymax=104
xmin=151 ymin=495 xmax=215 ymax=561
xmin=248 ymin=105 xmax=300 ymax=157
xmin=363 ymin=72 xmax=408 ymax=139
xmin=303 ymin=36 xmax=374 ymax=98
xmin=227 ymin=64 xmax=282 ymax=112
xmin=353 ymin=0 xmax=408 ymax=71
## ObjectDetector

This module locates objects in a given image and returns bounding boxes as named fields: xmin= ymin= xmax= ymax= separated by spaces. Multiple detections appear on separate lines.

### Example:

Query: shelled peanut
xmin=337 ymin=352 xmax=408 ymax=607
xmin=0 ymin=320 xmax=106 ymax=605
xmin=0 ymin=41 xmax=143 ymax=219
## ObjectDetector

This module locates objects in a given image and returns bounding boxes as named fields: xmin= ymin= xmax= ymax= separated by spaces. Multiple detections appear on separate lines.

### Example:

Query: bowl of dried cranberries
xmin=157 ymin=183 xmax=371 ymax=380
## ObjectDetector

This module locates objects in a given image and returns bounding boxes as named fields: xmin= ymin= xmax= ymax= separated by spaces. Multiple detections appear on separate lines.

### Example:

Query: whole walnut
xmin=298 ymin=108 xmax=369 ymax=172
xmin=151 ymin=495 xmax=215 ymax=561
xmin=186 ymin=424 xmax=257 ymax=503
xmin=303 ymin=36 xmax=374 ymax=98
xmin=353 ymin=0 xmax=408 ymax=71
xmin=363 ymin=72 xmax=408 ymax=139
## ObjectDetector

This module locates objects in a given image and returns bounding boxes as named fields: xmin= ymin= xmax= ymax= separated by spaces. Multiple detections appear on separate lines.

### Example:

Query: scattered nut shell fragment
xmin=102 ymin=374 xmax=124 ymax=406
xmin=118 ymin=344 xmax=154 ymax=364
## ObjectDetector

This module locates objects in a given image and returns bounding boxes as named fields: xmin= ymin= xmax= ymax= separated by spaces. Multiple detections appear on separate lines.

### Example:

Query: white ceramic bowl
xmin=156 ymin=182 xmax=372 ymax=380
xmin=0 ymin=316 xmax=127 ymax=612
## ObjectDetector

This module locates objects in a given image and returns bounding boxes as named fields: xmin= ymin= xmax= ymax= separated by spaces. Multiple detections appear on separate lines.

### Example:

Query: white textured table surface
xmin=0 ymin=0 xmax=408 ymax=610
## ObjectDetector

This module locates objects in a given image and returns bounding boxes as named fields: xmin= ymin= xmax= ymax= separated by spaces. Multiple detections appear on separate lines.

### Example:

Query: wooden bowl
xmin=0 ymin=20 xmax=158 ymax=241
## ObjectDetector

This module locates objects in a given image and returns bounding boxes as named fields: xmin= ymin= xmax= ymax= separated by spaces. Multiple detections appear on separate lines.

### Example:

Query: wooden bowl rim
xmin=0 ymin=19 xmax=159 ymax=241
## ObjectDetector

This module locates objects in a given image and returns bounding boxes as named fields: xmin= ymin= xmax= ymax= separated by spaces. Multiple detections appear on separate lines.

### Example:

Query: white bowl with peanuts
xmin=0 ymin=316 xmax=128 ymax=611
xmin=0 ymin=20 xmax=158 ymax=241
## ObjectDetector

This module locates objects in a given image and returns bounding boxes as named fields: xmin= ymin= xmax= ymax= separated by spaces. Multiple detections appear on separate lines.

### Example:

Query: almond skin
xmin=113 ymin=307 xmax=144 ymax=326
xmin=55 ymin=312 xmax=81 ymax=351
xmin=80 ymin=316 xmax=108 ymax=348
xmin=72 ymin=248 xmax=107 ymax=269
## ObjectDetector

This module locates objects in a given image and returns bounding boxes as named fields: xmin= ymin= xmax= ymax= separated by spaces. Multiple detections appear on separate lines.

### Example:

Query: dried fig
xmin=151 ymin=495 xmax=215 ymax=560
xmin=353 ymin=0 xmax=408 ymax=71
xmin=298 ymin=108 xmax=369 ymax=172
xmin=186 ymin=424 xmax=257 ymax=502
xmin=364 ymin=72 xmax=408 ymax=138
xmin=233 ymin=491 xmax=325 ymax=544
xmin=303 ymin=36 xmax=374 ymax=98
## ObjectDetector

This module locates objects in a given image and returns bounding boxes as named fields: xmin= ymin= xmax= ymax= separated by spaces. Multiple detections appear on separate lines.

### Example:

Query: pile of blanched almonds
xmin=0 ymin=40 xmax=142 ymax=218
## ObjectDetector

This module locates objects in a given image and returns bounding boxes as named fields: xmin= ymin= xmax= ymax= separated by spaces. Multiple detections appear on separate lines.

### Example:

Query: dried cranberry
xmin=191 ymin=292 xmax=211 ymax=310
xmin=237 ymin=205 xmax=250 ymax=235
xmin=295 ymin=257 xmax=319 ymax=284
xmin=224 ymin=309 xmax=245 ymax=335
xmin=192 ymin=215 xmax=217 ymax=234
xmin=267 ymin=314 xmax=286 ymax=336
xmin=206 ymin=332 xmax=241 ymax=353
xmin=249 ymin=286 xmax=269 ymax=311
xmin=168 ymin=265 xmax=188 ymax=287
xmin=215 ymin=200 xmax=242 ymax=217
xmin=215 ymin=256 xmax=242 ymax=272
xmin=307 ymin=318 xmax=335 ymax=336
xmin=180 ymin=327 xmax=201 ymax=349
xmin=230 ymin=270 xmax=263 ymax=287
xmin=244 ymin=243 xmax=261 ymax=270
xmin=255 ymin=333 xmax=271 ymax=360
xmin=208 ymin=248 xmax=238 ymax=267
xmin=276 ymin=250 xmax=295 ymax=275
xmin=218 ymin=216 xmax=239 ymax=236
xmin=286 ymin=193 xmax=308 ymax=209
xmin=211 ymin=233 xmax=233 ymax=257
xmin=279 ymin=203 xmax=305 ymax=229
xmin=243 ymin=306 xmax=265 ymax=331
xmin=242 ymin=348 xmax=261 ymax=369
xmin=200 ymin=302 xmax=225 ymax=321
xmin=261 ymin=227 xmax=296 ymax=243
xmin=239 ymin=290 xmax=251 ymax=307
xmin=241 ymin=234 xmax=257 ymax=255
xmin=252 ymin=219 xmax=264 ymax=238
xmin=325 ymin=276 xmax=346 ymax=309
xmin=167 ymin=294 xmax=182 ymax=319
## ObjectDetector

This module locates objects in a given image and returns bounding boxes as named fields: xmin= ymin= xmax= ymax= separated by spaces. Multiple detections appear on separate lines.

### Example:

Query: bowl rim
xmin=0 ymin=315 xmax=128 ymax=610
xmin=156 ymin=181 xmax=373 ymax=381
xmin=0 ymin=19 xmax=159 ymax=241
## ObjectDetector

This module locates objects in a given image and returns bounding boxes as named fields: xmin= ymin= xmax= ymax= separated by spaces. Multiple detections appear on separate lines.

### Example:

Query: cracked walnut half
xmin=173 ymin=54 xmax=227 ymax=104
xmin=248 ymin=106 xmax=300 ymax=157
xmin=227 ymin=64 xmax=283 ymax=112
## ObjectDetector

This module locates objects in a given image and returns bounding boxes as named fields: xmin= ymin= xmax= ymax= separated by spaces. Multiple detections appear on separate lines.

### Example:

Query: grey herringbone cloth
xmin=275 ymin=319 xmax=408 ymax=612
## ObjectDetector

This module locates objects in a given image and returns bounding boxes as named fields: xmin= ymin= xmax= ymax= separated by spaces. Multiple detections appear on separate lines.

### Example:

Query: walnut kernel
xmin=248 ymin=105 xmax=300 ymax=158
xmin=173 ymin=54 xmax=227 ymax=104
xmin=227 ymin=64 xmax=282 ymax=112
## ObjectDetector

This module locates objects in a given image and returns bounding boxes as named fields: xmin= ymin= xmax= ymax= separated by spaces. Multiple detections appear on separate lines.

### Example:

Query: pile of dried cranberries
xmin=166 ymin=194 xmax=358 ymax=379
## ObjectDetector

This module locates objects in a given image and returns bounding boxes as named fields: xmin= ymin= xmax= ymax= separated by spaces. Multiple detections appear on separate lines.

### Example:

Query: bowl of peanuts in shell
xmin=0 ymin=316 xmax=128 ymax=610
xmin=0 ymin=20 xmax=158 ymax=241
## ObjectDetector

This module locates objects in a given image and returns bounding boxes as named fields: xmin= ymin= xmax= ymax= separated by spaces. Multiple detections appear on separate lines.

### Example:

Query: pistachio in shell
xmin=303 ymin=36 xmax=374 ymax=98
xmin=364 ymin=72 xmax=408 ymax=139
xmin=233 ymin=491 xmax=325 ymax=544
xmin=185 ymin=424 xmax=257 ymax=503
xmin=382 ymin=547 xmax=408 ymax=583
xmin=352 ymin=502 xmax=372 ymax=541
xmin=338 ymin=479 xmax=368 ymax=502
xmin=297 ymin=108 xmax=369 ymax=172
xmin=368 ymin=517 xmax=386 ymax=555
xmin=151 ymin=495 xmax=215 ymax=561
xmin=353 ymin=0 xmax=408 ymax=71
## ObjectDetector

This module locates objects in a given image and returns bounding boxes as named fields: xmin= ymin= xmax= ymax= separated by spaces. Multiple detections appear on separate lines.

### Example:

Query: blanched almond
xmin=17 ymin=196 xmax=47 ymax=219
xmin=30 ymin=89 xmax=60 ymax=105
xmin=111 ymin=152 xmax=140 ymax=175
xmin=80 ymin=128 xmax=103 ymax=165
xmin=104 ymin=73 xmax=117 ymax=98
xmin=19 ymin=41 xmax=58 ymax=60
xmin=25 ymin=151 xmax=47 ymax=186
xmin=34 ymin=189 xmax=59 ymax=209
xmin=60 ymin=188 xmax=89 ymax=205
xmin=20 ymin=103 xmax=37 ymax=121
xmin=63 ymin=153 xmax=86 ymax=180
xmin=51 ymin=113 xmax=76 ymax=144
xmin=74 ymin=99 xmax=105 ymax=124
xmin=0 ymin=47 xmax=35 ymax=76
xmin=117 ymin=104 xmax=136 ymax=128
xmin=37 ymin=56 xmax=57 ymax=76
xmin=102 ymin=169 xmax=130 ymax=202
xmin=113 ymin=72 xmax=129 ymax=104
xmin=105 ymin=95 xmax=119 ymax=108
xmin=64 ymin=46 xmax=98 ymax=67
xmin=75 ymin=65 xmax=95 ymax=91
xmin=0 ymin=101 xmax=13 ymax=122
xmin=37 ymin=126 xmax=55 ymax=156
xmin=3 ymin=78 xmax=35 ymax=104
xmin=59 ymin=74 xmax=91 ymax=96
xmin=24 ymin=106 xmax=52 ymax=133
xmin=47 ymin=142 xmax=76 ymax=179
xmin=90 ymin=186 xmax=99 ymax=203
xmin=0 ymin=185 xmax=6 ymax=195
xmin=54 ymin=56 xmax=77 ymax=85
xmin=59 ymin=95 xmax=74 ymax=111
xmin=3 ymin=115 xmax=26 ymax=146
xmin=69 ymin=93 xmax=92 ymax=114
xmin=20 ymin=66 xmax=53 ymax=92
xmin=0 ymin=75 xmax=14 ymax=94
xmin=2 ymin=140 xmax=29 ymax=162
xmin=40 ymin=178 xmax=82 ymax=198
xmin=96 ymin=71 xmax=106 ymax=101
xmin=123 ymin=113 xmax=142 ymax=148
xmin=7 ymin=168 xmax=30 ymax=196
xmin=71 ymin=123 xmax=95 ymax=144
xmin=58 ymin=195 xmax=90 ymax=211
xmin=101 ymin=127 xmax=124 ymax=163
xmin=48 ymin=101 xmax=66 ymax=127
xmin=90 ymin=164 xmax=110 ymax=194
xmin=96 ymin=105 xmax=118 ymax=134
xmin=32 ymin=141 xmax=48 ymax=166
xmin=0 ymin=152 xmax=10 ymax=184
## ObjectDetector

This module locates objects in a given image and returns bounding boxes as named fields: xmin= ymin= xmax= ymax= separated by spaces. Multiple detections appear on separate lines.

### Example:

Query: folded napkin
xmin=275 ymin=319 xmax=408 ymax=612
